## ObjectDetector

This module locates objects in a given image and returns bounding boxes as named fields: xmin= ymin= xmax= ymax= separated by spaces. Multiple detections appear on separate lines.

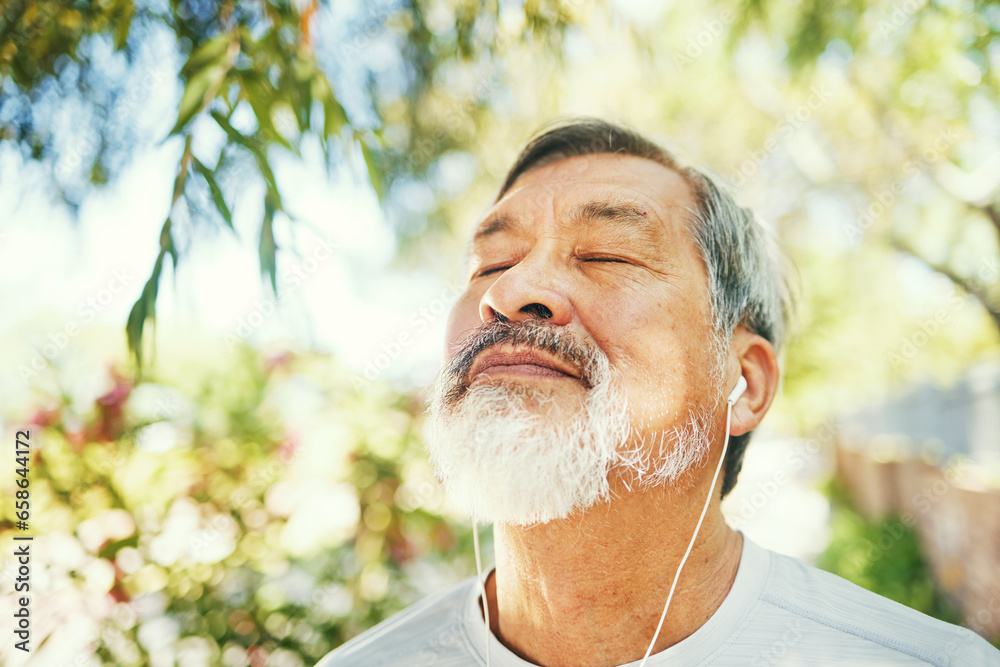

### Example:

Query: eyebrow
xmin=470 ymin=198 xmax=664 ymax=245
xmin=570 ymin=200 xmax=658 ymax=236
xmin=472 ymin=213 xmax=516 ymax=243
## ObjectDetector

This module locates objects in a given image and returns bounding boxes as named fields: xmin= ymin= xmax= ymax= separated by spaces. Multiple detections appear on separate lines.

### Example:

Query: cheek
xmin=583 ymin=290 xmax=660 ymax=353
xmin=584 ymin=291 xmax=670 ymax=370
xmin=621 ymin=328 xmax=718 ymax=429
xmin=444 ymin=290 xmax=482 ymax=353
xmin=588 ymin=303 xmax=711 ymax=426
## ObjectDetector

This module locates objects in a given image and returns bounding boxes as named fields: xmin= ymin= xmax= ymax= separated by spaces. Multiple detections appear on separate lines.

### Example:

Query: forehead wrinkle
xmin=567 ymin=197 xmax=675 ymax=255
xmin=464 ymin=189 xmax=693 ymax=266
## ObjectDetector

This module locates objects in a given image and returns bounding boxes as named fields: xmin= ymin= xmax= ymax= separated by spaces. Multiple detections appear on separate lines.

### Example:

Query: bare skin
xmin=444 ymin=153 xmax=779 ymax=666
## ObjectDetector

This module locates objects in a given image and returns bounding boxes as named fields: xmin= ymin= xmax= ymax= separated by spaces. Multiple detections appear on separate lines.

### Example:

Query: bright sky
xmin=0 ymin=9 xmax=472 ymax=412
xmin=0 ymin=134 xmax=459 ymax=395
xmin=1 ymin=0 xmax=996 ymax=417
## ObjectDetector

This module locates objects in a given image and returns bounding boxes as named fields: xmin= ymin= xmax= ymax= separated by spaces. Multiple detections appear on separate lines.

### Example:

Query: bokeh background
xmin=2 ymin=0 xmax=999 ymax=664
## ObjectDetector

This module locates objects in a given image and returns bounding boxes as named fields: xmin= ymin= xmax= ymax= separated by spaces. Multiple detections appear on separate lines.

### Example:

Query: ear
xmin=727 ymin=326 xmax=779 ymax=437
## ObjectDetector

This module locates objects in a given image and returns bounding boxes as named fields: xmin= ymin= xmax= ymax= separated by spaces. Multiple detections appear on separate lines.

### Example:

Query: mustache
xmin=440 ymin=319 xmax=601 ymax=404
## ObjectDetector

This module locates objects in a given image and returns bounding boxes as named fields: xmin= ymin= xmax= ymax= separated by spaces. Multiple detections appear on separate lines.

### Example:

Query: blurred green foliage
xmin=735 ymin=0 xmax=1000 ymax=335
xmin=3 ymin=1 xmax=1000 ymax=658
xmin=4 ymin=0 xmax=999 ymax=410
xmin=0 ymin=0 xmax=586 ymax=369
xmin=817 ymin=480 xmax=961 ymax=625
xmin=1 ymin=347 xmax=481 ymax=665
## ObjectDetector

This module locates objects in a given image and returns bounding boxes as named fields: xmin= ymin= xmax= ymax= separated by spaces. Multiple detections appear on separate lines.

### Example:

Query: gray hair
xmin=495 ymin=117 xmax=793 ymax=498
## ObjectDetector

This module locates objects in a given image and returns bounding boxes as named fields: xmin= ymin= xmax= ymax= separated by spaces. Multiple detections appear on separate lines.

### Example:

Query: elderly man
xmin=320 ymin=119 xmax=998 ymax=666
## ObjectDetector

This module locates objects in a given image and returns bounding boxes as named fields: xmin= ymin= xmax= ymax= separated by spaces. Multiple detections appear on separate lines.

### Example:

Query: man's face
xmin=425 ymin=153 xmax=724 ymax=524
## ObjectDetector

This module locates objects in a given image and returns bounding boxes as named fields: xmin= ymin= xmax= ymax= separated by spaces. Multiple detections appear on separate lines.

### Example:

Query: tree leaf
xmin=359 ymin=138 xmax=385 ymax=203
xmin=127 ymin=238 xmax=166 ymax=370
xmin=311 ymin=76 xmax=347 ymax=138
xmin=181 ymin=33 xmax=232 ymax=78
xmin=171 ymin=67 xmax=216 ymax=135
xmin=171 ymin=135 xmax=193 ymax=205
xmin=239 ymin=69 xmax=293 ymax=150
xmin=192 ymin=156 xmax=234 ymax=230
xmin=127 ymin=216 xmax=177 ymax=371
xmin=125 ymin=291 xmax=147 ymax=369
xmin=211 ymin=110 xmax=280 ymax=194
xmin=112 ymin=2 xmax=134 ymax=50
xmin=170 ymin=35 xmax=237 ymax=135
xmin=258 ymin=196 xmax=278 ymax=293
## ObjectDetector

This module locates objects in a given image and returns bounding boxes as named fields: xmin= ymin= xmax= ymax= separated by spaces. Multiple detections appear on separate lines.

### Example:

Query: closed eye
xmin=581 ymin=256 xmax=630 ymax=264
xmin=474 ymin=265 xmax=512 ymax=278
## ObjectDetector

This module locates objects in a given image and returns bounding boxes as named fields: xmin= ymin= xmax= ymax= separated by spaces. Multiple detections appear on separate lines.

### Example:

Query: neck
xmin=480 ymin=479 xmax=743 ymax=667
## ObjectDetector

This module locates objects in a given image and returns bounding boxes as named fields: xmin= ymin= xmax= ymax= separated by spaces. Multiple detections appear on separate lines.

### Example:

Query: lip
xmin=468 ymin=345 xmax=583 ymax=385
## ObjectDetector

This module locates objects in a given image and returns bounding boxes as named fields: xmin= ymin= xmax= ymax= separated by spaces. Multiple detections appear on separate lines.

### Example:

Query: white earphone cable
xmin=637 ymin=398 xmax=736 ymax=666
xmin=474 ymin=380 xmax=743 ymax=667
xmin=473 ymin=519 xmax=491 ymax=667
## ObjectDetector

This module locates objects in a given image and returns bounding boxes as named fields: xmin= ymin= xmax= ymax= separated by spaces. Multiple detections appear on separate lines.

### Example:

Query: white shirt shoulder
xmin=316 ymin=577 xmax=478 ymax=666
xmin=316 ymin=537 xmax=1000 ymax=666
xmin=725 ymin=544 xmax=999 ymax=666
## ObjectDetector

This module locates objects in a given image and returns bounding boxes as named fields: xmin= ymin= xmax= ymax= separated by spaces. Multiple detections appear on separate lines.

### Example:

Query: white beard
xmin=425 ymin=322 xmax=716 ymax=526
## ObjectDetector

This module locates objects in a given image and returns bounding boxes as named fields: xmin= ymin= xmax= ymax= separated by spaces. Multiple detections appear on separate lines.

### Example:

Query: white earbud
xmin=728 ymin=375 xmax=748 ymax=405
xmin=638 ymin=373 xmax=749 ymax=666
xmin=475 ymin=374 xmax=753 ymax=667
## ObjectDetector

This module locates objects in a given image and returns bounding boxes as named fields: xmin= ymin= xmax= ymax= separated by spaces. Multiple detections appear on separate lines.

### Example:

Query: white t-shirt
xmin=317 ymin=536 xmax=999 ymax=666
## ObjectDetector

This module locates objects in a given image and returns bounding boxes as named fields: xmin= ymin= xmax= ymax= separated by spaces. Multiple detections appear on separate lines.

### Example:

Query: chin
xmin=425 ymin=377 xmax=629 ymax=525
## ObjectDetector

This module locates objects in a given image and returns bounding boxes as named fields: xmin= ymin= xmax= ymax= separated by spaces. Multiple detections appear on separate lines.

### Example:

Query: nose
xmin=479 ymin=249 xmax=575 ymax=326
